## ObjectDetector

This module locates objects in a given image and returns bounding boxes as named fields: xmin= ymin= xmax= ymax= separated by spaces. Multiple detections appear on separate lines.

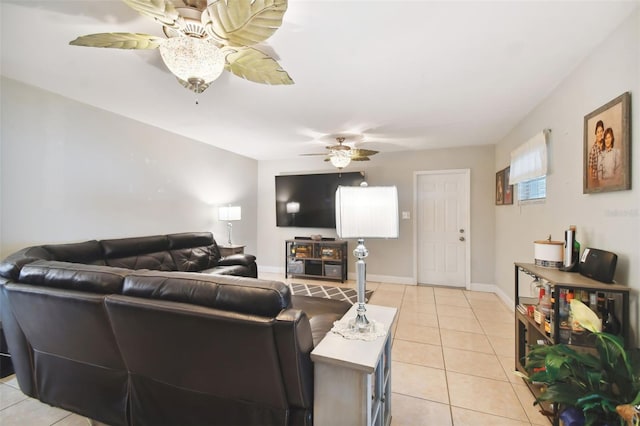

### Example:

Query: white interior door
xmin=415 ymin=170 xmax=470 ymax=288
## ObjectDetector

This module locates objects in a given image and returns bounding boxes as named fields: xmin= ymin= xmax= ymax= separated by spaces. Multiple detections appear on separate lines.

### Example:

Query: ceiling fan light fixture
xmin=329 ymin=150 xmax=352 ymax=169
xmin=159 ymin=36 xmax=225 ymax=92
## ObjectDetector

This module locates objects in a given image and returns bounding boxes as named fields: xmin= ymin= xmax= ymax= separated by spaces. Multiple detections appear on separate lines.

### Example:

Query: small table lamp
xmin=335 ymin=184 xmax=399 ymax=334
xmin=218 ymin=205 xmax=241 ymax=245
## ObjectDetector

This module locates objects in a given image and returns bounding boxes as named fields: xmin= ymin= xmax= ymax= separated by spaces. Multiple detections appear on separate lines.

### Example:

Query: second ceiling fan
xmin=302 ymin=137 xmax=379 ymax=169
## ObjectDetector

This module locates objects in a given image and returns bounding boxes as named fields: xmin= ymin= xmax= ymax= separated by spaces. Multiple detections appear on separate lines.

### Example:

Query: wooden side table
xmin=219 ymin=245 xmax=245 ymax=257
xmin=311 ymin=304 xmax=397 ymax=426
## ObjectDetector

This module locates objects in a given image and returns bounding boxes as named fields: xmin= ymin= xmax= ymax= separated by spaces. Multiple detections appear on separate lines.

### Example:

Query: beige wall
xmin=0 ymin=77 xmax=258 ymax=256
xmin=257 ymin=144 xmax=496 ymax=286
xmin=494 ymin=10 xmax=640 ymax=343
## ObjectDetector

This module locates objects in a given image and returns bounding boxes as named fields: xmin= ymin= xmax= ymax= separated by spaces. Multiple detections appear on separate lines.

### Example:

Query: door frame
xmin=413 ymin=169 xmax=471 ymax=289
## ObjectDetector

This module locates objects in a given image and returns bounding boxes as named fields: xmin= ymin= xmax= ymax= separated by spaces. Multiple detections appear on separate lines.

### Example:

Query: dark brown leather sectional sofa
xmin=0 ymin=232 xmax=350 ymax=425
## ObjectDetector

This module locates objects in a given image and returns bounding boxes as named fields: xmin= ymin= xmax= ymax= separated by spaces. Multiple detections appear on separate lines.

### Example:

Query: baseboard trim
xmin=470 ymin=282 xmax=514 ymax=311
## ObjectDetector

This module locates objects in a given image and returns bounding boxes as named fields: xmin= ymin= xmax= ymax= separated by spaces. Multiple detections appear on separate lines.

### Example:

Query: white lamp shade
xmin=219 ymin=205 xmax=241 ymax=221
xmin=286 ymin=201 xmax=300 ymax=214
xmin=335 ymin=186 xmax=399 ymax=238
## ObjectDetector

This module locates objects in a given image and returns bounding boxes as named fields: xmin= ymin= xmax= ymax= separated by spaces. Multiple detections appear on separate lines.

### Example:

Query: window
xmin=510 ymin=131 xmax=549 ymax=202
xmin=518 ymin=176 xmax=546 ymax=202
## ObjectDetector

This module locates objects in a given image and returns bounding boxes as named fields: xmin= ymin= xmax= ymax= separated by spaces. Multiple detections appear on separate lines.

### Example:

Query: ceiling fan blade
xmin=69 ymin=33 xmax=163 ymax=49
xmin=224 ymin=47 xmax=293 ymax=85
xmin=122 ymin=0 xmax=183 ymax=30
xmin=352 ymin=148 xmax=378 ymax=157
xmin=300 ymin=153 xmax=328 ymax=156
xmin=351 ymin=156 xmax=371 ymax=162
xmin=203 ymin=0 xmax=288 ymax=47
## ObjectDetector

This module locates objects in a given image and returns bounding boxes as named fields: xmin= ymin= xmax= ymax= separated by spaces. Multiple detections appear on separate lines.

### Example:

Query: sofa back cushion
xmin=43 ymin=240 xmax=105 ymax=265
xmin=0 ymin=246 xmax=54 ymax=280
xmin=167 ymin=232 xmax=220 ymax=272
xmin=5 ymin=284 xmax=129 ymax=425
xmin=101 ymin=235 xmax=176 ymax=271
xmin=19 ymin=261 xmax=129 ymax=294
xmin=122 ymin=271 xmax=290 ymax=317
xmin=105 ymin=295 xmax=293 ymax=425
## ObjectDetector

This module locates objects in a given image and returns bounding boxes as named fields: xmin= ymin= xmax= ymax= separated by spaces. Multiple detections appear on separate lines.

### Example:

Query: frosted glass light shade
xmin=335 ymin=186 xmax=399 ymax=238
xmin=329 ymin=150 xmax=352 ymax=169
xmin=159 ymin=37 xmax=225 ymax=85
xmin=219 ymin=205 xmax=241 ymax=221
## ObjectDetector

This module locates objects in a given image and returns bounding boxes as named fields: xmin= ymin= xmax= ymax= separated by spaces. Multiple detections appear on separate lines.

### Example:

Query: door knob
xmin=459 ymin=229 xmax=465 ymax=233
xmin=459 ymin=236 xmax=465 ymax=242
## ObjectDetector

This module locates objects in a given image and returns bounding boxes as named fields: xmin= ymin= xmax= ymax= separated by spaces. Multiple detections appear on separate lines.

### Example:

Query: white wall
xmin=0 ymin=77 xmax=258 ymax=256
xmin=494 ymin=10 xmax=640 ymax=343
xmin=257 ymin=144 xmax=496 ymax=286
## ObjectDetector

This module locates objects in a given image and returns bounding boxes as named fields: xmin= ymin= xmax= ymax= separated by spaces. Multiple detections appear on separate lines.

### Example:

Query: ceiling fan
xmin=302 ymin=137 xmax=379 ymax=169
xmin=69 ymin=0 xmax=294 ymax=94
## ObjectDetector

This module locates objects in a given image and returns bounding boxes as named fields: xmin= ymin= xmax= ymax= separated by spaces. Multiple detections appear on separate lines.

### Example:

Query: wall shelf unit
xmin=514 ymin=262 xmax=631 ymax=425
xmin=285 ymin=239 xmax=348 ymax=283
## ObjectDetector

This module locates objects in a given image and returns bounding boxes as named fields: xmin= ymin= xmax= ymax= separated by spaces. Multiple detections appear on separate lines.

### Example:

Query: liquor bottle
xmin=597 ymin=292 xmax=606 ymax=316
xmin=589 ymin=292 xmax=598 ymax=314
xmin=602 ymin=298 xmax=621 ymax=335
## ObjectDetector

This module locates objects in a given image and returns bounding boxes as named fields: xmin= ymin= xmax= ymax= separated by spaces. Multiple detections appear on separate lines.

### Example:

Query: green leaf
xmin=203 ymin=0 xmax=288 ymax=46
xmin=69 ymin=33 xmax=163 ymax=50
xmin=224 ymin=47 xmax=294 ymax=85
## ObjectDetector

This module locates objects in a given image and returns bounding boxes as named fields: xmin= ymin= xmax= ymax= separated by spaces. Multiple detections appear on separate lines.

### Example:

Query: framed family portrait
xmin=583 ymin=92 xmax=631 ymax=194
xmin=496 ymin=167 xmax=513 ymax=205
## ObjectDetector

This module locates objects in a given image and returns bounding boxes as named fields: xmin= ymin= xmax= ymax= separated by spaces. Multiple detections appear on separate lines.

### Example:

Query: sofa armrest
xmin=217 ymin=254 xmax=256 ymax=267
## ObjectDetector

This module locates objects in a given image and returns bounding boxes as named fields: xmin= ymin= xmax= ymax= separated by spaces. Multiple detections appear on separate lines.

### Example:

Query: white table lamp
xmin=335 ymin=185 xmax=399 ymax=334
xmin=218 ymin=205 xmax=241 ymax=245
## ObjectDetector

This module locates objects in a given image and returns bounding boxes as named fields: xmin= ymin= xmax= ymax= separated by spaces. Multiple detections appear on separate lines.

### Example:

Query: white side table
xmin=311 ymin=304 xmax=397 ymax=426
xmin=218 ymin=244 xmax=245 ymax=257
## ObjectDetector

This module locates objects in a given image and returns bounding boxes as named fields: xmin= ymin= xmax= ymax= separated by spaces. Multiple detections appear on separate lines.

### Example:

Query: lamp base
xmin=348 ymin=311 xmax=373 ymax=334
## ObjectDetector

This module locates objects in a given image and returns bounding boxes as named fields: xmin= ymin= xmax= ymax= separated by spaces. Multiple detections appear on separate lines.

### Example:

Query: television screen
xmin=275 ymin=172 xmax=365 ymax=228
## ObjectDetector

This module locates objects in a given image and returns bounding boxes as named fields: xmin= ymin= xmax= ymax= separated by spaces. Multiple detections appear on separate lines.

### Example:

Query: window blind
xmin=509 ymin=131 xmax=548 ymax=185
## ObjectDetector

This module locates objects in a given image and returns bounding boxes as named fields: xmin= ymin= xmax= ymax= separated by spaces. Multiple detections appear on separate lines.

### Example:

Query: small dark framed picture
xmin=503 ymin=166 xmax=513 ymax=205
xmin=496 ymin=169 xmax=505 ymax=205
xmin=583 ymin=92 xmax=631 ymax=193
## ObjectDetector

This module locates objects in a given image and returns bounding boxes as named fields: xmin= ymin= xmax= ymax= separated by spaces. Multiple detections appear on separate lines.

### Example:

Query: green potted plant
xmin=519 ymin=300 xmax=640 ymax=426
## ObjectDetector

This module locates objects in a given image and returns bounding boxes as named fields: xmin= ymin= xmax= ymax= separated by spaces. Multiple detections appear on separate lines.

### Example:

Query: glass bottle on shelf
xmin=539 ymin=283 xmax=552 ymax=336
xmin=558 ymin=290 xmax=571 ymax=343
xmin=602 ymin=297 xmax=621 ymax=335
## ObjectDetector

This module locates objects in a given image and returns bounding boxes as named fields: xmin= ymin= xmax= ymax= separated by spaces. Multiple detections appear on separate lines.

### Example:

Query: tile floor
xmin=0 ymin=274 xmax=551 ymax=425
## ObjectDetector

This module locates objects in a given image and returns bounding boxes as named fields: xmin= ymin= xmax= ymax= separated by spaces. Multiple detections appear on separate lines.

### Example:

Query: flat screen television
xmin=275 ymin=171 xmax=365 ymax=228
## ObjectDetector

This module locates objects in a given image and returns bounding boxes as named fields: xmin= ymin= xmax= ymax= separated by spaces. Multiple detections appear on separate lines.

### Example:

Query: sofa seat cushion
xmin=218 ymin=254 xmax=256 ymax=266
xmin=18 ymin=260 xmax=130 ymax=294
xmin=122 ymin=271 xmax=291 ymax=317
xmin=201 ymin=265 xmax=252 ymax=277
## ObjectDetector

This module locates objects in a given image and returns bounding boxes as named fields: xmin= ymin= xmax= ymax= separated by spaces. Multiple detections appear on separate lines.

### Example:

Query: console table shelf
xmin=514 ymin=262 xmax=631 ymax=426
xmin=285 ymin=239 xmax=348 ymax=282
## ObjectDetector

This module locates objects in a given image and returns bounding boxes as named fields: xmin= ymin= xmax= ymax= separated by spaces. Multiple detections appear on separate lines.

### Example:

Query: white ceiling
xmin=1 ymin=1 xmax=638 ymax=161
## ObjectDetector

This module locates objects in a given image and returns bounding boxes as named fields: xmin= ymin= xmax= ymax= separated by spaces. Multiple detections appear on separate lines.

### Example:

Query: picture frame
xmin=583 ymin=92 xmax=631 ymax=193
xmin=503 ymin=166 xmax=514 ymax=205
xmin=496 ymin=167 xmax=513 ymax=205
xmin=496 ymin=169 xmax=505 ymax=205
